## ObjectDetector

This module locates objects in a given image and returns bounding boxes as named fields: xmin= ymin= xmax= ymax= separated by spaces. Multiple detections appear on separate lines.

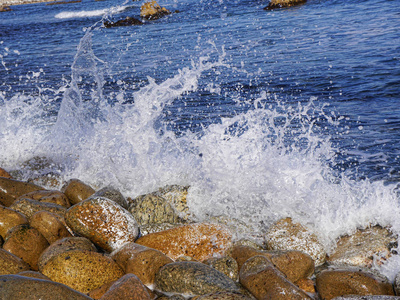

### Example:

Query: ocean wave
xmin=54 ymin=5 xmax=128 ymax=19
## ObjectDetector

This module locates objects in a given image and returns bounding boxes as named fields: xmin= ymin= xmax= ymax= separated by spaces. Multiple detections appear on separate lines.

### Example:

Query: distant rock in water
xmin=140 ymin=0 xmax=171 ymax=20
xmin=264 ymin=0 xmax=306 ymax=10
xmin=0 ymin=6 xmax=12 ymax=12
xmin=104 ymin=17 xmax=144 ymax=28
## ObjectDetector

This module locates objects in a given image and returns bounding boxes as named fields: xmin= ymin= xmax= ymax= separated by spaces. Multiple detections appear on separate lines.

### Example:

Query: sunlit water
xmin=1 ymin=0 xmax=400 ymax=279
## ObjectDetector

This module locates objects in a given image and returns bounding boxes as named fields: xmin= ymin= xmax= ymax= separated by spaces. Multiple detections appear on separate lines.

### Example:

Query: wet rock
xmin=61 ymin=179 xmax=95 ymax=205
xmin=264 ymin=0 xmax=306 ymax=10
xmin=155 ymin=185 xmax=191 ymax=221
xmin=157 ymin=296 xmax=186 ymax=300
xmin=394 ymin=271 xmax=400 ymax=295
xmin=20 ymin=190 xmax=71 ymax=208
xmin=333 ymin=296 xmax=400 ymax=299
xmin=3 ymin=224 xmax=49 ymax=270
xmin=87 ymin=280 xmax=116 ymax=299
xmin=0 ymin=6 xmax=12 ymax=12
xmin=41 ymin=249 xmax=124 ymax=293
xmin=10 ymin=198 xmax=66 ymax=219
xmin=136 ymin=223 xmax=233 ymax=261
xmin=90 ymin=186 xmax=128 ymax=209
xmin=265 ymin=217 xmax=326 ymax=266
xmin=111 ymin=242 xmax=173 ymax=286
xmin=239 ymin=255 xmax=312 ymax=300
xmin=0 ymin=177 xmax=44 ymax=207
xmin=0 ymin=248 xmax=30 ymax=275
xmin=140 ymin=222 xmax=182 ymax=235
xmin=0 ymin=167 xmax=12 ymax=178
xmin=231 ymin=245 xmax=314 ymax=283
xmin=155 ymin=261 xmax=240 ymax=296
xmin=104 ymin=16 xmax=143 ymax=27
xmin=203 ymin=256 xmax=239 ymax=282
xmin=38 ymin=236 xmax=97 ymax=271
xmin=192 ymin=292 xmax=253 ymax=300
xmin=65 ymin=197 xmax=139 ymax=252
xmin=315 ymin=267 xmax=395 ymax=300
xmin=0 ymin=205 xmax=28 ymax=238
xmin=140 ymin=0 xmax=171 ymax=20
xmin=17 ymin=270 xmax=51 ymax=280
xmin=30 ymin=211 xmax=72 ymax=244
xmin=295 ymin=277 xmax=316 ymax=293
xmin=0 ymin=274 xmax=93 ymax=299
xmin=100 ymin=273 xmax=152 ymax=300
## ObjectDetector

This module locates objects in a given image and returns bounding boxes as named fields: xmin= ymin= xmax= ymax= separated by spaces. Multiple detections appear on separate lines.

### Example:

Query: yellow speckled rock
xmin=136 ymin=223 xmax=233 ymax=261
xmin=41 ymin=249 xmax=124 ymax=293
xmin=265 ymin=0 xmax=306 ymax=10
xmin=140 ymin=0 xmax=171 ymax=20
xmin=0 ymin=205 xmax=28 ymax=238
xmin=9 ymin=198 xmax=66 ymax=220
xmin=203 ymin=256 xmax=239 ymax=282
xmin=0 ymin=248 xmax=30 ymax=275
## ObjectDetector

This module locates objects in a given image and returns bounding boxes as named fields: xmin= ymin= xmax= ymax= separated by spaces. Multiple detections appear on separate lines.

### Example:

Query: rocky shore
xmin=1 ymin=165 xmax=400 ymax=299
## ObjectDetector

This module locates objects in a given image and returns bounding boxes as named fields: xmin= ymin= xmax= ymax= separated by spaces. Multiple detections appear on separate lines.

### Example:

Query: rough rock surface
xmin=104 ymin=17 xmax=143 ymax=28
xmin=61 ymin=179 xmax=95 ymax=205
xmin=264 ymin=0 xmax=306 ymax=10
xmin=155 ymin=185 xmax=191 ymax=221
xmin=100 ymin=273 xmax=152 ymax=300
xmin=0 ymin=167 xmax=12 ymax=178
xmin=89 ymin=186 xmax=128 ymax=209
xmin=9 ymin=198 xmax=66 ymax=219
xmin=0 ymin=248 xmax=30 ymax=275
xmin=65 ymin=197 xmax=139 ymax=252
xmin=239 ymin=255 xmax=312 ymax=300
xmin=0 ymin=177 xmax=44 ymax=207
xmin=0 ymin=274 xmax=93 ymax=300
xmin=327 ymin=226 xmax=397 ymax=268
xmin=30 ymin=211 xmax=72 ymax=244
xmin=192 ymin=292 xmax=253 ymax=299
xmin=155 ymin=261 xmax=240 ymax=296
xmin=136 ymin=223 xmax=233 ymax=261
xmin=17 ymin=270 xmax=50 ymax=280
xmin=41 ymin=249 xmax=124 ymax=293
xmin=203 ymin=256 xmax=239 ymax=282
xmin=20 ymin=190 xmax=71 ymax=208
xmin=265 ymin=217 xmax=326 ymax=266
xmin=333 ymin=297 xmax=400 ymax=299
xmin=140 ymin=0 xmax=171 ymax=20
xmin=0 ymin=205 xmax=28 ymax=238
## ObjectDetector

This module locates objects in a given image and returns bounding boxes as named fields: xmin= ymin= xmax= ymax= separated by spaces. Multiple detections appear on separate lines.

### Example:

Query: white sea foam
xmin=55 ymin=5 xmax=128 ymax=19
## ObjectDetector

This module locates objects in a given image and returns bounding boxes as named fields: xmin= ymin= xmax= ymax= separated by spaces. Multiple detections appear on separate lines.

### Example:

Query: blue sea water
xmin=1 ymin=0 xmax=400 ymax=277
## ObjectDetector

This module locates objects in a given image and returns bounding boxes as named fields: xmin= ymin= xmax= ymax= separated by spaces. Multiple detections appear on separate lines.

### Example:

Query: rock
xmin=0 ymin=205 xmax=29 ymax=238
xmin=203 ymin=256 xmax=239 ymax=282
xmin=10 ymin=198 xmax=66 ymax=220
xmin=315 ymin=267 xmax=395 ymax=300
xmin=87 ymin=280 xmax=116 ymax=299
xmin=3 ymin=224 xmax=49 ymax=270
xmin=327 ymin=225 xmax=397 ymax=268
xmin=100 ymin=273 xmax=152 ymax=300
xmin=38 ymin=236 xmax=97 ymax=271
xmin=192 ymin=292 xmax=253 ymax=300
xmin=239 ymin=255 xmax=312 ymax=300
xmin=394 ymin=271 xmax=400 ymax=295
xmin=110 ymin=242 xmax=173 ymax=286
xmin=0 ymin=274 xmax=93 ymax=299
xmin=265 ymin=217 xmax=326 ymax=266
xmin=0 ymin=177 xmax=44 ymax=207
xmin=231 ymin=245 xmax=314 ymax=283
xmin=20 ymin=190 xmax=71 ymax=208
xmin=104 ymin=17 xmax=143 ymax=27
xmin=41 ymin=249 xmax=124 ymax=293
xmin=264 ymin=0 xmax=306 ymax=10
xmin=0 ymin=6 xmax=12 ymax=12
xmin=90 ymin=186 xmax=128 ymax=209
xmin=333 ymin=296 xmax=400 ymax=299
xmin=154 ymin=185 xmax=191 ymax=221
xmin=65 ymin=197 xmax=139 ymax=252
xmin=295 ymin=277 xmax=316 ymax=293
xmin=61 ymin=179 xmax=95 ymax=205
xmin=0 ymin=248 xmax=30 ymax=275
xmin=157 ymin=296 xmax=186 ymax=300
xmin=30 ymin=211 xmax=72 ymax=244
xmin=136 ymin=223 xmax=233 ymax=261
xmin=0 ymin=167 xmax=12 ymax=178
xmin=17 ymin=270 xmax=51 ymax=280
xmin=155 ymin=261 xmax=240 ymax=296
xmin=140 ymin=0 xmax=171 ymax=20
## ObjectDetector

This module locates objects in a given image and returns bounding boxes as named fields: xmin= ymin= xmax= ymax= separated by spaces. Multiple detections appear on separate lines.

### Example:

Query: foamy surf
xmin=55 ymin=5 xmax=128 ymax=19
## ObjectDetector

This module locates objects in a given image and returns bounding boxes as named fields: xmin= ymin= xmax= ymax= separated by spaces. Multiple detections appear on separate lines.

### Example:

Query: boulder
xmin=0 ymin=248 xmax=30 ymax=275
xmin=0 ymin=274 xmax=93 ymax=299
xmin=265 ymin=217 xmax=326 ymax=266
xmin=264 ymin=0 xmax=306 ymax=10
xmin=100 ymin=273 xmax=152 ymax=300
xmin=110 ymin=242 xmax=173 ymax=286
xmin=136 ymin=223 xmax=233 ymax=261
xmin=30 ymin=211 xmax=72 ymax=244
xmin=203 ymin=256 xmax=239 ymax=282
xmin=9 ymin=198 xmax=66 ymax=220
xmin=0 ymin=205 xmax=28 ymax=238
xmin=20 ymin=190 xmax=71 ymax=208
xmin=89 ymin=186 xmax=128 ymax=209
xmin=154 ymin=185 xmax=191 ymax=221
xmin=140 ymin=0 xmax=171 ymax=20
xmin=61 ymin=179 xmax=95 ymax=205
xmin=3 ymin=224 xmax=49 ymax=270
xmin=155 ymin=261 xmax=240 ymax=296
xmin=65 ymin=197 xmax=139 ymax=252
xmin=327 ymin=226 xmax=397 ymax=268
xmin=239 ymin=255 xmax=312 ymax=300
xmin=104 ymin=17 xmax=143 ymax=28
xmin=0 ymin=177 xmax=44 ymax=207
xmin=315 ymin=267 xmax=395 ymax=300
xmin=41 ymin=249 xmax=124 ymax=293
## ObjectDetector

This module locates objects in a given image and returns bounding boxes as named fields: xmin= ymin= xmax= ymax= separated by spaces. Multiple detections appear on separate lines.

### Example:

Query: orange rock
xmin=10 ymin=198 xmax=66 ymax=220
xmin=100 ymin=273 xmax=152 ymax=300
xmin=20 ymin=190 xmax=71 ymax=208
xmin=295 ymin=277 xmax=315 ymax=293
xmin=136 ymin=223 xmax=233 ymax=261
xmin=0 ymin=177 xmax=44 ymax=207
xmin=30 ymin=211 xmax=72 ymax=244
xmin=0 ymin=167 xmax=12 ymax=178
xmin=61 ymin=178 xmax=95 ymax=205
xmin=0 ymin=205 xmax=28 ymax=238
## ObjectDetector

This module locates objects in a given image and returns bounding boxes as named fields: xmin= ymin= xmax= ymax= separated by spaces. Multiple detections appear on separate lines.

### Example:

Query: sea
xmin=1 ymin=0 xmax=400 ymax=279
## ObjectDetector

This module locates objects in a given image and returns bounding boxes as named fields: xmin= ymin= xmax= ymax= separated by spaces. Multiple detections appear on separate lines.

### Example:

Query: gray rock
xmin=90 ymin=186 xmax=128 ymax=209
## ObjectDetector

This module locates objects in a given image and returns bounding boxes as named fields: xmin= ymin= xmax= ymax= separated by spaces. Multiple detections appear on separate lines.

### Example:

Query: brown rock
xmin=110 ymin=242 xmax=173 ymax=286
xmin=41 ymin=249 xmax=124 ymax=293
xmin=193 ymin=292 xmax=253 ymax=299
xmin=264 ymin=0 xmax=306 ymax=10
xmin=30 ymin=211 xmax=72 ymax=244
xmin=265 ymin=217 xmax=326 ymax=266
xmin=327 ymin=226 xmax=397 ymax=268
xmin=316 ymin=268 xmax=395 ymax=300
xmin=295 ymin=277 xmax=315 ymax=293
xmin=17 ymin=270 xmax=51 ymax=280
xmin=0 ymin=205 xmax=28 ymax=238
xmin=239 ymin=255 xmax=312 ymax=300
xmin=0 ymin=274 xmax=93 ymax=299
xmin=140 ymin=0 xmax=171 ymax=20
xmin=3 ymin=224 xmax=49 ymax=270
xmin=0 ymin=167 xmax=12 ymax=178
xmin=20 ymin=190 xmax=71 ymax=208
xmin=65 ymin=197 xmax=139 ymax=252
xmin=88 ymin=280 xmax=116 ymax=299
xmin=61 ymin=179 xmax=95 ymax=205
xmin=0 ymin=177 xmax=44 ymax=207
xmin=231 ymin=245 xmax=314 ymax=283
xmin=38 ymin=236 xmax=97 ymax=272
xmin=100 ymin=273 xmax=151 ymax=300
xmin=136 ymin=223 xmax=233 ymax=261
xmin=203 ymin=256 xmax=239 ymax=282
xmin=0 ymin=248 xmax=30 ymax=275
xmin=9 ymin=198 xmax=66 ymax=220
